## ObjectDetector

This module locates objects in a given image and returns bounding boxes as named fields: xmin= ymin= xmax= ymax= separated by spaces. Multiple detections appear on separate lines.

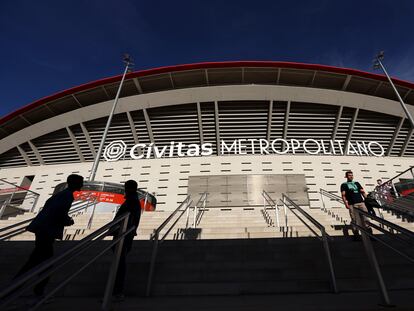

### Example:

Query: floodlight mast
xmin=89 ymin=54 xmax=134 ymax=181
xmin=373 ymin=51 xmax=414 ymax=128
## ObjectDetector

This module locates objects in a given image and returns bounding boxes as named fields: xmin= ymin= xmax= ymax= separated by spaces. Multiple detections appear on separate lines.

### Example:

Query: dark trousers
xmin=15 ymin=233 xmax=54 ymax=296
xmin=113 ymin=236 xmax=133 ymax=295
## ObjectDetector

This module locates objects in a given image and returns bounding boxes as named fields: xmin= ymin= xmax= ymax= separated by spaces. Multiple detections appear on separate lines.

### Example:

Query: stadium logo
xmin=103 ymin=139 xmax=385 ymax=162
xmin=103 ymin=140 xmax=127 ymax=161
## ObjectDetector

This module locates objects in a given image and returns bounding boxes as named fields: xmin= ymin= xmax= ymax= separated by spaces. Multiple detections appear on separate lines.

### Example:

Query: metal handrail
xmin=0 ymin=198 xmax=97 ymax=241
xmin=0 ymin=178 xmax=40 ymax=196
xmin=0 ymin=213 xmax=132 ymax=311
xmin=278 ymin=192 xmax=338 ymax=294
xmin=377 ymin=166 xmax=414 ymax=189
xmin=262 ymin=191 xmax=281 ymax=227
xmin=146 ymin=195 xmax=193 ymax=297
xmin=320 ymin=188 xmax=414 ymax=306
xmin=151 ymin=196 xmax=192 ymax=241
xmin=187 ymin=192 xmax=207 ymax=229
xmin=320 ymin=188 xmax=411 ymax=236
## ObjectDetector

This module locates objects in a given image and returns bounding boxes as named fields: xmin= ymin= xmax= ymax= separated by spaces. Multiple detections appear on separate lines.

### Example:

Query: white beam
xmin=283 ymin=101 xmax=290 ymax=139
xmin=345 ymin=108 xmax=359 ymax=152
xmin=80 ymin=122 xmax=96 ymax=157
xmin=266 ymin=100 xmax=273 ymax=141
xmin=143 ymin=108 xmax=154 ymax=143
xmin=403 ymin=89 xmax=412 ymax=101
xmin=66 ymin=126 xmax=85 ymax=162
xmin=197 ymin=102 xmax=204 ymax=144
xmin=169 ymin=73 xmax=175 ymax=88
xmin=214 ymin=101 xmax=220 ymax=155
xmin=126 ymin=111 xmax=139 ymax=145
xmin=373 ymin=82 xmax=383 ymax=96
xmin=310 ymin=71 xmax=317 ymax=87
xmin=400 ymin=127 xmax=413 ymax=157
xmin=205 ymin=69 xmax=210 ymax=86
xmin=102 ymin=86 xmax=111 ymax=100
xmin=17 ymin=145 xmax=32 ymax=166
xmin=331 ymin=106 xmax=343 ymax=141
xmin=72 ymin=94 xmax=83 ymax=107
xmin=387 ymin=117 xmax=404 ymax=156
xmin=132 ymin=78 xmax=143 ymax=94
xmin=342 ymin=75 xmax=352 ymax=91
xmin=28 ymin=140 xmax=44 ymax=165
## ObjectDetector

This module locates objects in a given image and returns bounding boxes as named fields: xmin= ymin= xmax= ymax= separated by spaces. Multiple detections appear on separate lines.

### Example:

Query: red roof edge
xmin=1 ymin=61 xmax=413 ymax=125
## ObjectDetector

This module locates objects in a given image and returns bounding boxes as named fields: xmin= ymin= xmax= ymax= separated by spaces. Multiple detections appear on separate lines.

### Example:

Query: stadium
xmin=1 ymin=61 xmax=414 ymax=309
xmin=1 ymin=61 xmax=414 ymax=210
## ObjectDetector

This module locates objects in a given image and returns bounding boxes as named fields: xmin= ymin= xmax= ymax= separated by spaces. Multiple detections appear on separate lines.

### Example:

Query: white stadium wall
xmin=0 ymin=154 xmax=413 ymax=211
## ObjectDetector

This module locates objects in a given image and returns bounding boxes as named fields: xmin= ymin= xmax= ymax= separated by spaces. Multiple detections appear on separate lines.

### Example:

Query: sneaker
xmin=112 ymin=293 xmax=125 ymax=302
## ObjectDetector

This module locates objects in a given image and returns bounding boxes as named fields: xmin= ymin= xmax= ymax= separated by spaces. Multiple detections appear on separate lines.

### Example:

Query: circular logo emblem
xmin=103 ymin=140 xmax=127 ymax=162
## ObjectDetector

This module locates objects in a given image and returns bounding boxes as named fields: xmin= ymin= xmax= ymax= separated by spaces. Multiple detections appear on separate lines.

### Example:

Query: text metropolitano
xmin=124 ymin=139 xmax=384 ymax=159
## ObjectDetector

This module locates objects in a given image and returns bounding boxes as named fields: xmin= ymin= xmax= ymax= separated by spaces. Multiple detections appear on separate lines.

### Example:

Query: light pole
xmin=373 ymin=51 xmax=414 ymax=128
xmin=89 ymin=54 xmax=134 ymax=181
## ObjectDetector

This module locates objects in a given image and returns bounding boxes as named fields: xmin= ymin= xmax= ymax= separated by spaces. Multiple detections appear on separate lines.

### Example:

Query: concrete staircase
xmin=1 ymin=204 xmax=414 ymax=310
xmin=1 ymin=203 xmax=414 ymax=241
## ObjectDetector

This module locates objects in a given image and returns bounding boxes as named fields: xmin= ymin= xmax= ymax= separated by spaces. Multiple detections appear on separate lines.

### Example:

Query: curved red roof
xmin=1 ymin=61 xmax=413 ymax=126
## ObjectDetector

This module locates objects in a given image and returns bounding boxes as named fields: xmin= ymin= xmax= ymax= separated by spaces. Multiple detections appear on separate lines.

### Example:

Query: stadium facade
xmin=1 ymin=61 xmax=414 ymax=211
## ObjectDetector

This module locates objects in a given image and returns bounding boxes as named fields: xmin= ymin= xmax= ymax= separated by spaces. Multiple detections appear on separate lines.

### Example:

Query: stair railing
xmin=373 ymin=166 xmax=414 ymax=219
xmin=146 ymin=195 xmax=193 ymax=297
xmin=0 ymin=213 xmax=132 ymax=311
xmin=320 ymin=188 xmax=414 ymax=306
xmin=279 ymin=193 xmax=338 ymax=294
xmin=0 ymin=196 xmax=98 ymax=241
xmin=186 ymin=192 xmax=207 ymax=229
xmin=262 ymin=190 xmax=281 ymax=227
xmin=0 ymin=178 xmax=40 ymax=218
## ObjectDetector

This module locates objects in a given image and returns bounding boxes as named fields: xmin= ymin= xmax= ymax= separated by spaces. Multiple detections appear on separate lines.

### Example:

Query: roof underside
xmin=1 ymin=61 xmax=414 ymax=140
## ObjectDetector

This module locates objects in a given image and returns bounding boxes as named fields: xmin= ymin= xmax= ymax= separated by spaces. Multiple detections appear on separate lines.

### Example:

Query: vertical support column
xmin=345 ymin=108 xmax=359 ymax=153
xmin=266 ymin=101 xmax=273 ymax=141
xmin=143 ymin=108 xmax=154 ymax=143
xmin=387 ymin=117 xmax=404 ymax=156
xmin=400 ymin=127 xmax=413 ymax=157
xmin=197 ymin=102 xmax=204 ymax=144
xmin=283 ymin=101 xmax=290 ymax=139
xmin=66 ymin=126 xmax=85 ymax=162
xmin=80 ymin=122 xmax=96 ymax=157
xmin=17 ymin=145 xmax=32 ymax=166
xmin=28 ymin=141 xmax=44 ymax=165
xmin=214 ymin=101 xmax=220 ymax=155
xmin=126 ymin=111 xmax=139 ymax=145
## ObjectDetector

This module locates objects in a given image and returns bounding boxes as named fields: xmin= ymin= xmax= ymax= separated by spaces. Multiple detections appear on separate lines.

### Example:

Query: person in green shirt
xmin=340 ymin=171 xmax=368 ymax=239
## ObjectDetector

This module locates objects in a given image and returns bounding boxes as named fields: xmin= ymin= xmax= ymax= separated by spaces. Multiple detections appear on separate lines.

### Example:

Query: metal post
xmin=193 ymin=204 xmax=197 ymax=229
xmin=89 ymin=55 xmax=133 ymax=181
xmin=87 ymin=199 xmax=97 ymax=230
xmin=374 ymin=52 xmax=414 ymax=128
xmin=146 ymin=232 xmax=159 ymax=297
xmin=31 ymin=194 xmax=39 ymax=213
xmin=275 ymin=202 xmax=280 ymax=228
xmin=283 ymin=195 xmax=288 ymax=227
xmin=391 ymin=182 xmax=399 ymax=199
xmin=321 ymin=229 xmax=338 ymax=293
xmin=320 ymin=190 xmax=327 ymax=211
xmin=102 ymin=214 xmax=129 ymax=311
xmin=186 ymin=205 xmax=190 ymax=228
xmin=356 ymin=209 xmax=392 ymax=306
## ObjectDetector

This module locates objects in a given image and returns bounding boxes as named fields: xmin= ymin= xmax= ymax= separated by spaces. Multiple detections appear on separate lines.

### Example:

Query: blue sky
xmin=1 ymin=0 xmax=414 ymax=116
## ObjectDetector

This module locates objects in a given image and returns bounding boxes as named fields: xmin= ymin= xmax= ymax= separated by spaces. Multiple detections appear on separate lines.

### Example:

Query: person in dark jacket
xmin=112 ymin=179 xmax=141 ymax=300
xmin=15 ymin=174 xmax=83 ymax=297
